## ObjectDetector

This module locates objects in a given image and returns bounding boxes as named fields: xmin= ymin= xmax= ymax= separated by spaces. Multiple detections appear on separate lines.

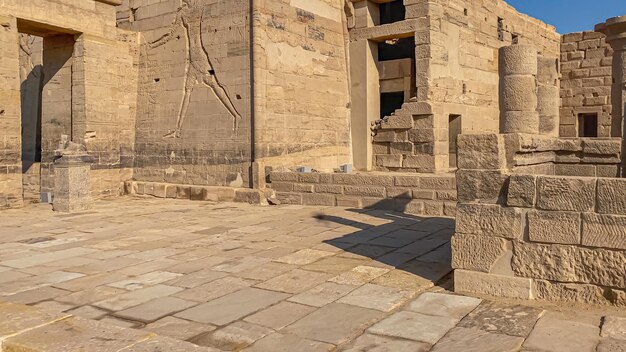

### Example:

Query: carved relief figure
xmin=148 ymin=0 xmax=242 ymax=138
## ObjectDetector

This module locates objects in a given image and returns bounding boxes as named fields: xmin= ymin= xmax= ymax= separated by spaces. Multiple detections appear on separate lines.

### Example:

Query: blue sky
xmin=506 ymin=0 xmax=626 ymax=34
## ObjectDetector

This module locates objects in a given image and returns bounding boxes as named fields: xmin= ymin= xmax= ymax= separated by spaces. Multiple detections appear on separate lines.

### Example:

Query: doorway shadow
xmin=315 ymin=195 xmax=455 ymax=288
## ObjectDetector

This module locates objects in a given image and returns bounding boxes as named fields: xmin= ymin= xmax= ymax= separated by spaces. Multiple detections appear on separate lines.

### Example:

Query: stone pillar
xmin=596 ymin=16 xmax=626 ymax=174
xmin=349 ymin=39 xmax=379 ymax=170
xmin=537 ymin=56 xmax=560 ymax=137
xmin=53 ymin=155 xmax=93 ymax=213
xmin=0 ymin=15 xmax=23 ymax=209
xmin=499 ymin=44 xmax=539 ymax=134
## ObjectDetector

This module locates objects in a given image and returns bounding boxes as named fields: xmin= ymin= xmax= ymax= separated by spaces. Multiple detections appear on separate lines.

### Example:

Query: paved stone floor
xmin=0 ymin=197 xmax=625 ymax=351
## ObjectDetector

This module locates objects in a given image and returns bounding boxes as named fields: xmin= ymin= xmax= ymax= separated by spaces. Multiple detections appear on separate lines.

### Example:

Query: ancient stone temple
xmin=0 ymin=0 xmax=625 ymax=306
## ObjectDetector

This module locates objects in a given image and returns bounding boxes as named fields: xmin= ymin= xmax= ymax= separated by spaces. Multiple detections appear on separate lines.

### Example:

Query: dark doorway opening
xmin=380 ymin=92 xmax=405 ymax=119
xmin=449 ymin=114 xmax=461 ymax=168
xmin=578 ymin=113 xmax=598 ymax=137
xmin=379 ymin=0 xmax=406 ymax=25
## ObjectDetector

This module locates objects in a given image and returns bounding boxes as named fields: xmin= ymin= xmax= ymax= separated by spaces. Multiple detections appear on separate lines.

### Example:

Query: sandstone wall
xmin=453 ymin=133 xmax=626 ymax=306
xmin=117 ymin=0 xmax=252 ymax=188
xmin=560 ymin=31 xmax=614 ymax=137
xmin=426 ymin=0 xmax=560 ymax=165
xmin=253 ymin=0 xmax=352 ymax=179
xmin=269 ymin=171 xmax=456 ymax=217
xmin=1 ymin=0 xmax=138 ymax=208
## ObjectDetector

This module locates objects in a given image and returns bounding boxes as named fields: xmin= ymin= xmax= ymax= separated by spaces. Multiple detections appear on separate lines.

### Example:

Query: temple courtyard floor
xmin=0 ymin=197 xmax=624 ymax=351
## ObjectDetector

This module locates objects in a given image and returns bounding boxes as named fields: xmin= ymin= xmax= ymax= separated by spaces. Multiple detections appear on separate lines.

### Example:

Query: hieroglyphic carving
xmin=147 ymin=0 xmax=242 ymax=138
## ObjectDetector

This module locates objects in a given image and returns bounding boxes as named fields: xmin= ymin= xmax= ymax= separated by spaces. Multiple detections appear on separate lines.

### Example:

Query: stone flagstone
xmin=407 ymin=292 xmax=482 ymax=319
xmin=341 ymin=333 xmax=431 ymax=352
xmin=176 ymin=288 xmax=289 ymax=325
xmin=337 ymin=283 xmax=414 ymax=312
xmin=522 ymin=317 xmax=601 ymax=352
xmin=430 ymin=327 xmax=524 ymax=352
xmin=368 ymin=311 xmax=457 ymax=344
xmin=114 ymin=296 xmax=197 ymax=323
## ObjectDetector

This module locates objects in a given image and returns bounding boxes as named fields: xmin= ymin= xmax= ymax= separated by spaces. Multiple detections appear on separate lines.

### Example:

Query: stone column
xmin=499 ymin=44 xmax=539 ymax=134
xmin=537 ymin=56 xmax=560 ymax=137
xmin=0 ymin=15 xmax=23 ymax=209
xmin=53 ymin=154 xmax=93 ymax=213
xmin=596 ymin=16 xmax=626 ymax=174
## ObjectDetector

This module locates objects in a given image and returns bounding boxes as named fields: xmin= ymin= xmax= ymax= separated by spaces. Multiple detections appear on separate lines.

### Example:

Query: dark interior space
xmin=578 ymin=113 xmax=598 ymax=137
xmin=380 ymin=92 xmax=405 ymax=119
xmin=448 ymin=114 xmax=461 ymax=168
xmin=378 ymin=37 xmax=415 ymax=62
xmin=379 ymin=0 xmax=406 ymax=25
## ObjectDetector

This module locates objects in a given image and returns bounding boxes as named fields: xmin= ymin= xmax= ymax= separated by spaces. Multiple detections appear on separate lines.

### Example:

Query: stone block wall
xmin=269 ymin=171 xmax=457 ymax=217
xmin=453 ymin=134 xmax=626 ymax=305
xmin=503 ymin=133 xmax=621 ymax=177
xmin=117 ymin=0 xmax=252 ymax=188
xmin=253 ymin=0 xmax=352 ymax=180
xmin=560 ymin=31 xmax=614 ymax=137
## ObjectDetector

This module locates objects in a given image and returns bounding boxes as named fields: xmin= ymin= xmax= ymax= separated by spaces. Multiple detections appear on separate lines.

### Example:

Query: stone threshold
xmin=124 ymin=181 xmax=270 ymax=206
xmin=0 ymin=300 xmax=212 ymax=351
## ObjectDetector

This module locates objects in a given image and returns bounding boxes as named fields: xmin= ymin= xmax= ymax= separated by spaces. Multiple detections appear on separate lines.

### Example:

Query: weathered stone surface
xmin=342 ymin=333 xmax=431 ymax=352
xmin=285 ymin=303 xmax=382 ymax=345
xmin=431 ymin=327 xmax=524 ymax=352
xmin=458 ymin=301 xmax=544 ymax=337
xmin=528 ymin=210 xmax=581 ymax=244
xmin=536 ymin=176 xmax=596 ymax=211
xmin=94 ymin=284 xmax=183 ymax=311
xmin=328 ymin=266 xmax=390 ymax=285
xmin=457 ymin=134 xmax=505 ymax=170
xmin=122 ymin=336 xmax=220 ymax=352
xmin=507 ymin=174 xmax=536 ymax=207
xmin=176 ymin=288 xmax=289 ymax=325
xmin=601 ymin=316 xmax=626 ymax=340
xmin=451 ymin=234 xmax=508 ymax=272
xmin=597 ymin=338 xmax=626 ymax=352
xmin=336 ymin=283 xmax=414 ymax=312
xmin=456 ymin=203 xmax=524 ymax=239
xmin=368 ymin=311 xmax=457 ymax=344
xmin=456 ymin=170 xmax=508 ymax=203
xmin=454 ymin=269 xmax=534 ymax=300
xmin=406 ymin=292 xmax=482 ymax=320
xmin=2 ymin=316 xmax=151 ymax=352
xmin=533 ymin=280 xmax=618 ymax=306
xmin=244 ymin=301 xmax=316 ymax=330
xmin=114 ymin=296 xmax=197 ymax=323
xmin=144 ymin=316 xmax=214 ymax=341
xmin=245 ymin=332 xmax=334 ymax=352
xmin=522 ymin=317 xmax=600 ymax=352
xmin=275 ymin=249 xmax=335 ymax=265
xmin=288 ymin=282 xmax=358 ymax=307
xmin=597 ymin=178 xmax=626 ymax=215
xmin=582 ymin=213 xmax=626 ymax=250
xmin=190 ymin=321 xmax=273 ymax=351
xmin=512 ymin=243 xmax=626 ymax=288
xmin=0 ymin=301 xmax=69 ymax=340
xmin=255 ymin=269 xmax=332 ymax=294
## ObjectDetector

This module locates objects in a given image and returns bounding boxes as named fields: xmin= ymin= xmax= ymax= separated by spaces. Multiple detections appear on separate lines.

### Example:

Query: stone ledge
xmin=124 ymin=181 xmax=269 ymax=205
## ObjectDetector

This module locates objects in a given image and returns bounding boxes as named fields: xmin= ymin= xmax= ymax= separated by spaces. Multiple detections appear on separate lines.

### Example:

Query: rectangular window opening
xmin=578 ymin=113 xmax=598 ymax=137
xmin=379 ymin=0 xmax=405 ymax=25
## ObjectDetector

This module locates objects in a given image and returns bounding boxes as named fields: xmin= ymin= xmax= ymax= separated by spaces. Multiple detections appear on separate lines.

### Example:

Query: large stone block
xmin=302 ymin=193 xmax=336 ymax=206
xmin=507 ymin=174 xmax=536 ymax=207
xmin=454 ymin=269 xmax=534 ymax=300
xmin=528 ymin=210 xmax=581 ymax=245
xmin=344 ymin=186 xmax=386 ymax=198
xmin=451 ymin=234 xmax=508 ymax=273
xmin=457 ymin=134 xmax=505 ymax=170
xmin=379 ymin=115 xmax=413 ymax=129
xmin=53 ymin=157 xmax=93 ymax=213
xmin=456 ymin=170 xmax=508 ymax=203
xmin=582 ymin=213 xmax=626 ymax=250
xmin=512 ymin=243 xmax=626 ymax=288
xmin=536 ymin=176 xmax=595 ymax=212
xmin=597 ymin=178 xmax=626 ymax=215
xmin=533 ymin=280 xmax=621 ymax=306
xmin=332 ymin=174 xmax=394 ymax=187
xmin=456 ymin=203 xmax=524 ymax=240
